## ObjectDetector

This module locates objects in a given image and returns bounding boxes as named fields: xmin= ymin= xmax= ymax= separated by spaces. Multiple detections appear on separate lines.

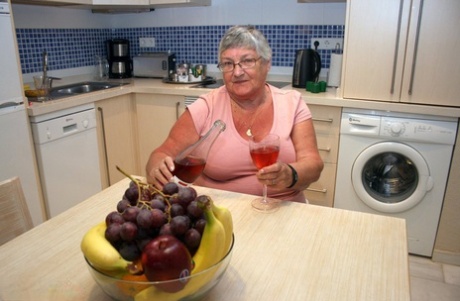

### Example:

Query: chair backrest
xmin=0 ymin=176 xmax=33 ymax=245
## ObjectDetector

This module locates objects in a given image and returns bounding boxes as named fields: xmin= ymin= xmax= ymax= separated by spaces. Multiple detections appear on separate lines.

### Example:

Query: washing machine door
xmin=351 ymin=142 xmax=433 ymax=213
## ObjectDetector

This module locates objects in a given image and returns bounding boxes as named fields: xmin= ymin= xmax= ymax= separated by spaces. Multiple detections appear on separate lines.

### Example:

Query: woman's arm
xmin=258 ymin=119 xmax=324 ymax=191
xmin=287 ymin=119 xmax=324 ymax=190
xmin=145 ymin=110 xmax=200 ymax=187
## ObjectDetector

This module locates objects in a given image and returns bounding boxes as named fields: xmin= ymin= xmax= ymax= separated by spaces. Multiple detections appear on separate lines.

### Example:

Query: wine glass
xmin=249 ymin=134 xmax=280 ymax=212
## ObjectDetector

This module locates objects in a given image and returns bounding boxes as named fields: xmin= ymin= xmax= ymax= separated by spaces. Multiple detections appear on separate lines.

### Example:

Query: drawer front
xmin=309 ymin=105 xmax=341 ymax=164
xmin=304 ymin=162 xmax=336 ymax=207
xmin=315 ymin=133 xmax=339 ymax=164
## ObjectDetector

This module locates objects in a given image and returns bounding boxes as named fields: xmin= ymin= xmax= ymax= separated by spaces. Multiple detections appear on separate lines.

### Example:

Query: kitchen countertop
xmin=0 ymin=177 xmax=410 ymax=300
xmin=26 ymin=74 xmax=460 ymax=118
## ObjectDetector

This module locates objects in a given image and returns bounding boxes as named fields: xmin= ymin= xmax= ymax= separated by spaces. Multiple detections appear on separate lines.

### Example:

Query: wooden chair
xmin=0 ymin=177 xmax=33 ymax=245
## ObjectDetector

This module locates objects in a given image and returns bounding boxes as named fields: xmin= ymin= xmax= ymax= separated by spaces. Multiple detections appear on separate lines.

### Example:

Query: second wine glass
xmin=249 ymin=133 xmax=280 ymax=212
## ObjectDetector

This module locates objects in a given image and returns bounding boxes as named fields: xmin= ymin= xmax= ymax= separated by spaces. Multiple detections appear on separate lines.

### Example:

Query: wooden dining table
xmin=0 ymin=177 xmax=411 ymax=300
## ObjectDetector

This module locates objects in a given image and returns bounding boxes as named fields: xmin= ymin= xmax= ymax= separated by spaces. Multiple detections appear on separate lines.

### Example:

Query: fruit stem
xmin=196 ymin=195 xmax=212 ymax=210
xmin=116 ymin=166 xmax=142 ymax=185
xmin=116 ymin=165 xmax=172 ymax=221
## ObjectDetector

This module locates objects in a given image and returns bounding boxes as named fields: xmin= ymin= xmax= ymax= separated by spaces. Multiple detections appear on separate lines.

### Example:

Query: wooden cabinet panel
xmin=433 ymin=128 xmax=460 ymax=265
xmin=399 ymin=0 xmax=460 ymax=106
xmin=96 ymin=94 xmax=140 ymax=187
xmin=305 ymin=104 xmax=341 ymax=207
xmin=342 ymin=0 xmax=410 ymax=102
xmin=309 ymin=104 xmax=341 ymax=164
xmin=342 ymin=0 xmax=460 ymax=107
xmin=136 ymin=93 xmax=185 ymax=176
xmin=304 ymin=162 xmax=336 ymax=207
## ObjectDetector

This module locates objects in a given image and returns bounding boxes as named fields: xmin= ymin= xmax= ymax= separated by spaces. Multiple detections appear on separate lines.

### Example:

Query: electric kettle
xmin=292 ymin=49 xmax=321 ymax=88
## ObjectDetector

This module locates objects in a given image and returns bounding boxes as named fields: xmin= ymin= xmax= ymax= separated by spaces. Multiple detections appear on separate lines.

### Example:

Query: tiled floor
xmin=409 ymin=255 xmax=460 ymax=300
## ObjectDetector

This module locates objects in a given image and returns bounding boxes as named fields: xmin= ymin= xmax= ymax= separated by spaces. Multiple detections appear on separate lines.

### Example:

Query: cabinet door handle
xmin=318 ymin=147 xmax=331 ymax=152
xmin=175 ymin=101 xmax=180 ymax=120
xmin=97 ymin=107 xmax=110 ymax=185
xmin=390 ymin=0 xmax=404 ymax=94
xmin=306 ymin=187 xmax=327 ymax=193
xmin=312 ymin=117 xmax=333 ymax=123
xmin=408 ymin=0 xmax=425 ymax=95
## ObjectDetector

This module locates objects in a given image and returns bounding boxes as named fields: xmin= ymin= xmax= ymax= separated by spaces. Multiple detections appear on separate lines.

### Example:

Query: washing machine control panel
xmin=388 ymin=122 xmax=405 ymax=136
xmin=381 ymin=118 xmax=410 ymax=138
xmin=380 ymin=117 xmax=457 ymax=144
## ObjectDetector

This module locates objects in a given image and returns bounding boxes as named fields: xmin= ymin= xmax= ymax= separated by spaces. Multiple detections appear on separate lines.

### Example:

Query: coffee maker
xmin=106 ymin=39 xmax=132 ymax=79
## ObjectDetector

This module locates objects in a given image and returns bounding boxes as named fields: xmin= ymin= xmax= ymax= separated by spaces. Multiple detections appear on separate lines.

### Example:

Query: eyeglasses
xmin=217 ymin=57 xmax=262 ymax=72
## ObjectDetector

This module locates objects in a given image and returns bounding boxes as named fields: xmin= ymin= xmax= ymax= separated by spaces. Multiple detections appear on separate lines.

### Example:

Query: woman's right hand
xmin=146 ymin=155 xmax=175 ymax=189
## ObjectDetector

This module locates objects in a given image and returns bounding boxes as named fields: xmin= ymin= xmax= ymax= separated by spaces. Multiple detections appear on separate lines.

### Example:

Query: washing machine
xmin=334 ymin=108 xmax=458 ymax=257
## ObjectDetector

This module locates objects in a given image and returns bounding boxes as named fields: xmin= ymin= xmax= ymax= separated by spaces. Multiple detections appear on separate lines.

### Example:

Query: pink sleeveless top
xmin=187 ymin=84 xmax=311 ymax=203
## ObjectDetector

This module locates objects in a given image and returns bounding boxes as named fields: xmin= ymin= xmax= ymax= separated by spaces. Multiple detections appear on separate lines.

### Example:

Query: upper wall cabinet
xmin=92 ymin=0 xmax=210 ymax=7
xmin=11 ymin=0 xmax=91 ymax=6
xmin=342 ymin=0 xmax=460 ymax=107
xmin=148 ymin=0 xmax=210 ymax=7
xmin=11 ymin=0 xmax=211 ymax=8
xmin=298 ymin=0 xmax=345 ymax=2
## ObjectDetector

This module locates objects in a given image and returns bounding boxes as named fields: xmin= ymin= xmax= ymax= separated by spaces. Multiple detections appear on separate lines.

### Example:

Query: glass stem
xmin=262 ymin=184 xmax=268 ymax=203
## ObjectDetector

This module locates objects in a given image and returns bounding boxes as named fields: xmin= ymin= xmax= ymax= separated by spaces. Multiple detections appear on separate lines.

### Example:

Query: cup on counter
xmin=311 ymin=82 xmax=321 ymax=93
xmin=33 ymin=75 xmax=52 ymax=101
xmin=94 ymin=55 xmax=109 ymax=80
xmin=319 ymin=81 xmax=327 ymax=92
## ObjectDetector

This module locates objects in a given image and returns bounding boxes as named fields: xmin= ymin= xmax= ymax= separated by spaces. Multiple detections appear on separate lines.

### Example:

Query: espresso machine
xmin=106 ymin=39 xmax=132 ymax=78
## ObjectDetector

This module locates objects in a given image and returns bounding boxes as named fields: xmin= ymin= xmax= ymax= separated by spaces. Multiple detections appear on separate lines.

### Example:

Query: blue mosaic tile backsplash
xmin=16 ymin=25 xmax=344 ymax=75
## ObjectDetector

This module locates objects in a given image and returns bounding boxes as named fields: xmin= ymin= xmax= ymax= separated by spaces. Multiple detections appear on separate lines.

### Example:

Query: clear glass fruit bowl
xmin=85 ymin=234 xmax=234 ymax=301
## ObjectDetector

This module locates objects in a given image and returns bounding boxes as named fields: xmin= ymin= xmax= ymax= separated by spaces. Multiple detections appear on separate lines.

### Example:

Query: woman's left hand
xmin=258 ymin=162 xmax=292 ymax=189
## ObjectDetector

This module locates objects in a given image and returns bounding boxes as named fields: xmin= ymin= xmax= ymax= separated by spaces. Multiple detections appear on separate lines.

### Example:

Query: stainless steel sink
xmin=48 ymin=81 xmax=129 ymax=99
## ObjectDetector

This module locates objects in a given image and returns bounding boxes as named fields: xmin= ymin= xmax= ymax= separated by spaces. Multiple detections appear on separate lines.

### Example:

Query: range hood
xmin=91 ymin=7 xmax=154 ymax=14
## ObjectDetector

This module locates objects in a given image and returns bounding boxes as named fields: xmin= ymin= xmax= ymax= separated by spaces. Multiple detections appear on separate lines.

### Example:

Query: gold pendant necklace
xmin=231 ymin=87 xmax=269 ymax=137
xmin=231 ymin=100 xmax=263 ymax=137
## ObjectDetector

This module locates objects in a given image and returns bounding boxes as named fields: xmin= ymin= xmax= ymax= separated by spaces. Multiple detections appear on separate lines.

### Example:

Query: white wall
xmin=12 ymin=0 xmax=346 ymax=29
xmin=12 ymin=0 xmax=346 ymax=79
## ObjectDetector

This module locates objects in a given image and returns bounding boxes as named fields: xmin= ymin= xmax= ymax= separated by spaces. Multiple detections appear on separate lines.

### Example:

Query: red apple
xmin=141 ymin=235 xmax=193 ymax=292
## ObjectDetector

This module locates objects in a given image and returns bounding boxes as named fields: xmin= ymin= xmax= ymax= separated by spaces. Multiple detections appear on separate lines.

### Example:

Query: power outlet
xmin=311 ymin=38 xmax=343 ymax=51
xmin=139 ymin=37 xmax=155 ymax=48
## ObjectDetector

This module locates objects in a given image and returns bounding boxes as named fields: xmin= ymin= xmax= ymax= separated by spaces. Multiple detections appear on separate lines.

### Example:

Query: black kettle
xmin=292 ymin=49 xmax=321 ymax=88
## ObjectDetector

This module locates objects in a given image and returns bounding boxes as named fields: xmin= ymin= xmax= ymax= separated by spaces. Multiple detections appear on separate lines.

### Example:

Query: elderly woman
xmin=146 ymin=25 xmax=323 ymax=204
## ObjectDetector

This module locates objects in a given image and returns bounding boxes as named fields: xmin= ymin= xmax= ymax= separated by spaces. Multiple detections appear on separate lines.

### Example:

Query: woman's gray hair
xmin=218 ymin=25 xmax=272 ymax=62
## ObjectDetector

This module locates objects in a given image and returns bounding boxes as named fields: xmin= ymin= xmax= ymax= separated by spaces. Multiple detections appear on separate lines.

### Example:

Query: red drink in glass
xmin=250 ymin=146 xmax=280 ymax=170
xmin=173 ymin=156 xmax=206 ymax=183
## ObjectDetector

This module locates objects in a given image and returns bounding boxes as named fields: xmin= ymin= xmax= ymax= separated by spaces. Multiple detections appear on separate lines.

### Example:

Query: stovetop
xmin=191 ymin=79 xmax=290 ymax=89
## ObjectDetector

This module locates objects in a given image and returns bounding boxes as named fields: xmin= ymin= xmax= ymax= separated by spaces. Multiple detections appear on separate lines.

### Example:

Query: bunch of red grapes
xmin=104 ymin=180 xmax=206 ymax=262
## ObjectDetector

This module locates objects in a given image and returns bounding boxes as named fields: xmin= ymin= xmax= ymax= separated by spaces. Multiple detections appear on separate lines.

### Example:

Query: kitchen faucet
xmin=42 ymin=50 xmax=47 ymax=81
xmin=42 ymin=50 xmax=61 ymax=88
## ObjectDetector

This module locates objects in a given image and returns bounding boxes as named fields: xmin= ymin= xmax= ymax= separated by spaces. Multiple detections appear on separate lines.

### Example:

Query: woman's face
xmin=220 ymin=47 xmax=271 ymax=101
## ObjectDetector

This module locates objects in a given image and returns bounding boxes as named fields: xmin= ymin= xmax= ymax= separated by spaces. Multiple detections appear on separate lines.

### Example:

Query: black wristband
xmin=286 ymin=164 xmax=298 ymax=188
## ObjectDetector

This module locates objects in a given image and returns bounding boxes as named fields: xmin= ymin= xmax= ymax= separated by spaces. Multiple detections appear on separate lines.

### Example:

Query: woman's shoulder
xmin=269 ymin=85 xmax=304 ymax=104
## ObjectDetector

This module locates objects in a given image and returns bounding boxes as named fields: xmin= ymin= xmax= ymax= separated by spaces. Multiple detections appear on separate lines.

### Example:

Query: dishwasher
xmin=30 ymin=103 xmax=102 ymax=219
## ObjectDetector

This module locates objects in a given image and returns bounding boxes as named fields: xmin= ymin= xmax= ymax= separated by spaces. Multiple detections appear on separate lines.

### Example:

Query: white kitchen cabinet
xmin=298 ymin=0 xmax=345 ymax=2
xmin=148 ymin=0 xmax=210 ymax=7
xmin=96 ymin=94 xmax=140 ymax=187
xmin=136 ymin=94 xmax=185 ymax=175
xmin=303 ymin=104 xmax=341 ymax=207
xmin=93 ymin=0 xmax=148 ymax=4
xmin=342 ymin=0 xmax=460 ymax=107
xmin=11 ymin=0 xmax=91 ymax=5
xmin=12 ymin=0 xmax=210 ymax=8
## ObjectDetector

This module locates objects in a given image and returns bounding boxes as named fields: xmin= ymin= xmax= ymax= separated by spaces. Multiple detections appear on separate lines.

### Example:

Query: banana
xmin=211 ymin=200 xmax=233 ymax=254
xmin=134 ymin=196 xmax=228 ymax=301
xmin=81 ymin=221 xmax=131 ymax=277
xmin=192 ymin=195 xmax=227 ymax=272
